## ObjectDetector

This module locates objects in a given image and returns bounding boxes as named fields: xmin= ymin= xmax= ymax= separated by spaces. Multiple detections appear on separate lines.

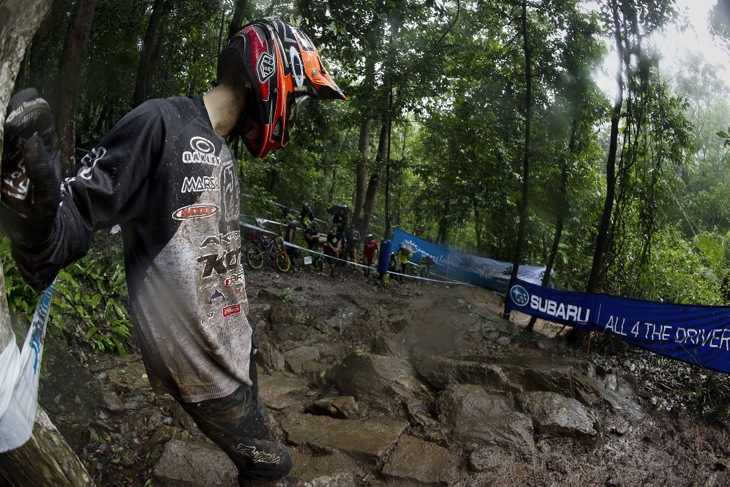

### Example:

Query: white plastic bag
xmin=0 ymin=283 xmax=54 ymax=452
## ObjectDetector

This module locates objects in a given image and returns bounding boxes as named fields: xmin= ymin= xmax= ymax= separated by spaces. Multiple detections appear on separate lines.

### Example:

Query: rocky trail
xmin=34 ymin=263 xmax=730 ymax=486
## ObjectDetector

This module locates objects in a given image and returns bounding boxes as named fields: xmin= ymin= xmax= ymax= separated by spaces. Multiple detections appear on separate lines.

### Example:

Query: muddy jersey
xmin=14 ymin=95 xmax=251 ymax=403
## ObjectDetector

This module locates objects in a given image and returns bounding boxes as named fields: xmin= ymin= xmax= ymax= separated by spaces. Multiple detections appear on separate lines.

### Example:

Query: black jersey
xmin=14 ymin=96 xmax=251 ymax=403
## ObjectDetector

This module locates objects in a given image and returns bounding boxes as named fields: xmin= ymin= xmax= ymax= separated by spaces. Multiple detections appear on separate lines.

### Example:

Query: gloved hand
xmin=0 ymin=88 xmax=61 ymax=250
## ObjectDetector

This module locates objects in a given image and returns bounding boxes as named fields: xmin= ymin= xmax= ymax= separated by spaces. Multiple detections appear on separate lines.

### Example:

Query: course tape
xmin=240 ymin=221 xmax=470 ymax=286
xmin=0 ymin=281 xmax=55 ymax=452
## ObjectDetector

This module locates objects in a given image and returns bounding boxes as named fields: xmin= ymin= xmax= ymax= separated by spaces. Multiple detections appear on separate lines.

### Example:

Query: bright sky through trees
xmin=591 ymin=0 xmax=730 ymax=97
xmin=657 ymin=0 xmax=730 ymax=87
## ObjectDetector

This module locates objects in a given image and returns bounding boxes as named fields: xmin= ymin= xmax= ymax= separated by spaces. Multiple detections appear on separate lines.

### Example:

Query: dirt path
xmin=38 ymin=264 xmax=730 ymax=485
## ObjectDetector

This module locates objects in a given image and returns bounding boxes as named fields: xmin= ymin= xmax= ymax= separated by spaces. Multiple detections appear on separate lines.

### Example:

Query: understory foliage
xmin=1 ymin=237 xmax=131 ymax=355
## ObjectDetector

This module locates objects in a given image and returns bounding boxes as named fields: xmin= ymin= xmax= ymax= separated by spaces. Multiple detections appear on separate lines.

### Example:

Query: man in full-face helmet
xmin=0 ymin=18 xmax=345 ymax=485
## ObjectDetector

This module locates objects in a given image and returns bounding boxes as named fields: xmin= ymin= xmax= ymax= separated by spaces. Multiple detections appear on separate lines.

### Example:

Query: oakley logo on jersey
xmin=182 ymin=137 xmax=221 ymax=166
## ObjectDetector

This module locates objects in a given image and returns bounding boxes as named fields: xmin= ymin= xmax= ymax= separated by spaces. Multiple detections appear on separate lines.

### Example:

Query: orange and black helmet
xmin=218 ymin=18 xmax=346 ymax=158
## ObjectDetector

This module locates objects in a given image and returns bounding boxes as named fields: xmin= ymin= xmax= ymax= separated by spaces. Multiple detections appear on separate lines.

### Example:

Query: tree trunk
xmin=133 ymin=0 xmax=166 ymax=107
xmin=227 ymin=0 xmax=248 ymax=40
xmin=353 ymin=116 xmax=372 ymax=229
xmin=527 ymin=117 xmax=575 ymax=331
xmin=587 ymin=0 xmax=624 ymax=294
xmin=383 ymin=89 xmax=394 ymax=239
xmin=0 ymin=0 xmax=50 ymax=381
xmin=55 ymin=0 xmax=97 ymax=174
xmin=353 ymin=57 xmax=376 ymax=230
xmin=504 ymin=0 xmax=532 ymax=318
xmin=361 ymin=104 xmax=390 ymax=238
xmin=0 ymin=409 xmax=94 ymax=486
xmin=0 ymin=1 xmax=93 ymax=483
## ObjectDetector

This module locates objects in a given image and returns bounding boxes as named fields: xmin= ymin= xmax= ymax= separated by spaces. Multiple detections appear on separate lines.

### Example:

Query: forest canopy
xmin=13 ymin=0 xmax=730 ymax=305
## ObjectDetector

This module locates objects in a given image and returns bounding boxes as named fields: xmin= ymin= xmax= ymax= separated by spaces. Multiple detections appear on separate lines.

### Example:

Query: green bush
xmin=0 ymin=236 xmax=132 ymax=355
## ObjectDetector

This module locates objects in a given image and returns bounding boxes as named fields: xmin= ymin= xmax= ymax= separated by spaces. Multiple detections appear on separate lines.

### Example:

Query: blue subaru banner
xmin=507 ymin=277 xmax=730 ymax=374
xmin=391 ymin=228 xmax=547 ymax=291
xmin=391 ymin=228 xmax=449 ymax=270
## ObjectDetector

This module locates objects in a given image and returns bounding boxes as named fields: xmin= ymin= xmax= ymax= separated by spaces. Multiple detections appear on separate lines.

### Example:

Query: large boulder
xmin=437 ymin=384 xmax=535 ymax=456
xmin=516 ymin=391 xmax=597 ymax=438
xmin=416 ymin=354 xmax=576 ymax=396
xmin=153 ymin=439 xmax=237 ymax=486
xmin=326 ymin=352 xmax=422 ymax=400
xmin=281 ymin=412 xmax=407 ymax=464
xmin=381 ymin=434 xmax=460 ymax=485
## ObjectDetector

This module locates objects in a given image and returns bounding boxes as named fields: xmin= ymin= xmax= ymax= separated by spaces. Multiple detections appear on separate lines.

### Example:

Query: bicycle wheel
xmin=246 ymin=246 xmax=265 ymax=269
xmin=275 ymin=251 xmax=291 ymax=272
xmin=274 ymin=236 xmax=286 ymax=251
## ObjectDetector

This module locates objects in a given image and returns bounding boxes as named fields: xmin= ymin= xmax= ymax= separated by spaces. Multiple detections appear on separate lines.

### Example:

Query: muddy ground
xmin=34 ymin=260 xmax=730 ymax=485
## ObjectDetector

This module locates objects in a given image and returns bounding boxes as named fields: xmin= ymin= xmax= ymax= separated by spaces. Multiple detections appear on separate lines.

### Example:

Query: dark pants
xmin=181 ymin=326 xmax=292 ymax=484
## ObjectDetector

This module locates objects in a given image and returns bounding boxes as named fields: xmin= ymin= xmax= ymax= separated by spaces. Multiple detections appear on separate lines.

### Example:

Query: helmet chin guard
xmin=219 ymin=18 xmax=346 ymax=158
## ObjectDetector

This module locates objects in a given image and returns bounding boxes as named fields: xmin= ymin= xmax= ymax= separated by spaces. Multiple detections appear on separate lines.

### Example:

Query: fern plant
xmin=0 ymin=236 xmax=132 ymax=355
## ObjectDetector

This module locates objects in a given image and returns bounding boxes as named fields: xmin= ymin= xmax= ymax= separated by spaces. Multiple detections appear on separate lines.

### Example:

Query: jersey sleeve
xmin=12 ymin=101 xmax=165 ymax=290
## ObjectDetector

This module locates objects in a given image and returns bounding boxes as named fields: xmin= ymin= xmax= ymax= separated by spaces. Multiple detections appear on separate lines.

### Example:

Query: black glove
xmin=0 ymin=88 xmax=61 ymax=250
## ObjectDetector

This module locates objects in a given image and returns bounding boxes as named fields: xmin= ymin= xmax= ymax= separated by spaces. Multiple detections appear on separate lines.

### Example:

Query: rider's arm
xmin=13 ymin=101 xmax=164 ymax=289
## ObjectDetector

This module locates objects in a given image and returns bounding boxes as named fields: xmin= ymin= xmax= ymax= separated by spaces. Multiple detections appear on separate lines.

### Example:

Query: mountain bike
xmin=246 ymin=233 xmax=290 ymax=272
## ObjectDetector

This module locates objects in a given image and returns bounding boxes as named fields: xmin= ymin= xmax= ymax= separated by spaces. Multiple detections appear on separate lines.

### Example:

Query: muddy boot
xmin=181 ymin=385 xmax=292 ymax=483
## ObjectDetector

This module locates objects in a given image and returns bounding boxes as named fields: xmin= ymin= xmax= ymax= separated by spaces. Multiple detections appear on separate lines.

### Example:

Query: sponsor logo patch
xmin=257 ymin=52 xmax=275 ymax=83
xmin=223 ymin=303 xmax=241 ymax=318
xmin=181 ymin=176 xmax=218 ymax=193
xmin=172 ymin=204 xmax=220 ymax=220
xmin=182 ymin=137 xmax=221 ymax=166
xmin=510 ymin=285 xmax=530 ymax=307
xmin=200 ymin=230 xmax=241 ymax=248
xmin=198 ymin=247 xmax=242 ymax=279
xmin=209 ymin=289 xmax=225 ymax=305
xmin=225 ymin=271 xmax=245 ymax=287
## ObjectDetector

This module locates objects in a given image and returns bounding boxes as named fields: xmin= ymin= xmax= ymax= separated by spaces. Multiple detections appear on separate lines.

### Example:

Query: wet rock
xmin=314 ymin=341 xmax=346 ymax=361
xmin=402 ymin=396 xmax=438 ymax=428
xmin=574 ymin=372 xmax=644 ymax=422
xmin=306 ymin=396 xmax=359 ymax=419
xmin=326 ymin=352 xmax=421 ymax=400
xmin=516 ymin=391 xmax=597 ymax=437
xmin=468 ymin=446 xmax=521 ymax=476
xmin=415 ymin=355 xmax=521 ymax=392
xmin=269 ymin=302 xmax=309 ymax=326
xmin=289 ymin=449 xmax=363 ymax=483
xmin=258 ymin=288 xmax=280 ymax=301
xmin=437 ymin=384 xmax=535 ymax=456
xmin=501 ymin=357 xmax=577 ymax=395
xmin=153 ymin=438 xmax=237 ymax=486
xmin=281 ymin=412 xmax=407 ymax=463
xmin=416 ymin=354 xmax=577 ymax=396
xmin=101 ymin=390 xmax=124 ymax=412
xmin=258 ymin=370 xmax=310 ymax=411
xmin=256 ymin=341 xmax=286 ymax=372
xmin=480 ymin=315 xmax=520 ymax=335
xmin=283 ymin=345 xmax=322 ymax=375
xmin=372 ymin=334 xmax=407 ymax=358
xmin=381 ymin=434 xmax=459 ymax=485
xmin=324 ymin=304 xmax=359 ymax=333
xmin=602 ymin=373 xmax=645 ymax=419
xmin=142 ymin=425 xmax=189 ymax=462
xmin=496 ymin=336 xmax=512 ymax=347
xmin=393 ymin=318 xmax=461 ymax=356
